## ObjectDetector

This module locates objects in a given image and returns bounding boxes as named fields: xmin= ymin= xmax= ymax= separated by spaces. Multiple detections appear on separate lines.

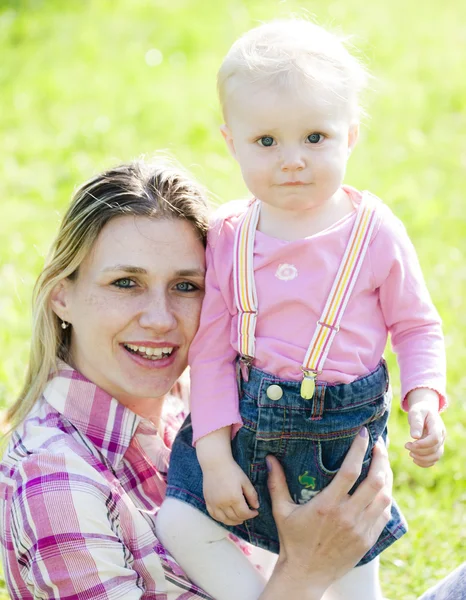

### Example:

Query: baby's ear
xmin=347 ymin=122 xmax=359 ymax=155
xmin=220 ymin=124 xmax=237 ymax=159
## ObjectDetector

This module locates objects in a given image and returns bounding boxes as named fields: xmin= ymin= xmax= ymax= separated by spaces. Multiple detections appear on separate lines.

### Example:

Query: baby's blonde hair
xmin=218 ymin=19 xmax=369 ymax=120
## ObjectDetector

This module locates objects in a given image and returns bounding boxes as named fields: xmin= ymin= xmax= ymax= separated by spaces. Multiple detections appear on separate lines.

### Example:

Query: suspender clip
xmin=301 ymin=369 xmax=318 ymax=400
xmin=239 ymin=355 xmax=253 ymax=382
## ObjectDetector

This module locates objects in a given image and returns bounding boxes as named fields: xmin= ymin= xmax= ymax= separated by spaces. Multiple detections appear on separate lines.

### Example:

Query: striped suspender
xmin=233 ymin=199 xmax=261 ymax=365
xmin=233 ymin=193 xmax=378 ymax=398
xmin=300 ymin=193 xmax=379 ymax=398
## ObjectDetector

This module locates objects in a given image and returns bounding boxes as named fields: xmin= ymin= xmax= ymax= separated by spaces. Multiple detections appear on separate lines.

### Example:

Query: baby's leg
xmin=246 ymin=544 xmax=278 ymax=579
xmin=156 ymin=498 xmax=266 ymax=600
xmin=322 ymin=557 xmax=383 ymax=600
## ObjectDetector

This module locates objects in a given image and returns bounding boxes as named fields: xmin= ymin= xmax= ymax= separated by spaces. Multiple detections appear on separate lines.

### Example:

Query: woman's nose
xmin=139 ymin=294 xmax=177 ymax=332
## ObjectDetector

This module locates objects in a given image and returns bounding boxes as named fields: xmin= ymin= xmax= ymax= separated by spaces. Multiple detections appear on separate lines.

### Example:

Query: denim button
xmin=266 ymin=384 xmax=283 ymax=400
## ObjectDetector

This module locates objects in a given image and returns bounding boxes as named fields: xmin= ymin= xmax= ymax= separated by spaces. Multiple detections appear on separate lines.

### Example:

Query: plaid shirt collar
xmin=43 ymin=362 xmax=143 ymax=469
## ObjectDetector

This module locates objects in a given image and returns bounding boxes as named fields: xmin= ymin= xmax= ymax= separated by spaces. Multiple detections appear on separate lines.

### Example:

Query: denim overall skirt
xmin=166 ymin=360 xmax=407 ymax=565
xmin=166 ymin=194 xmax=407 ymax=564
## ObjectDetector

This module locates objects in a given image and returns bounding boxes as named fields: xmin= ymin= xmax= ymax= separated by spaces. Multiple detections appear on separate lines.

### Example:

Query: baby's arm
xmin=189 ymin=218 xmax=243 ymax=444
xmin=189 ymin=207 xmax=259 ymax=521
xmin=375 ymin=208 xmax=446 ymax=467
xmin=196 ymin=427 xmax=259 ymax=525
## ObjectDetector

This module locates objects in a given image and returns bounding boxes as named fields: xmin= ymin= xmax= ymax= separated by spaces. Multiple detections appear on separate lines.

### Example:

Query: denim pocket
xmin=316 ymin=389 xmax=391 ymax=475
xmin=232 ymin=420 xmax=258 ymax=482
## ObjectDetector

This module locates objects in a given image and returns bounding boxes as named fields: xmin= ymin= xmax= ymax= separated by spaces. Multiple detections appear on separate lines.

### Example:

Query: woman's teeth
xmin=124 ymin=344 xmax=174 ymax=360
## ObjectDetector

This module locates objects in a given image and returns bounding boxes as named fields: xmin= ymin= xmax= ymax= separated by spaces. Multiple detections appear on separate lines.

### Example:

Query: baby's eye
xmin=175 ymin=281 xmax=198 ymax=292
xmin=257 ymin=136 xmax=276 ymax=147
xmin=112 ymin=278 xmax=136 ymax=288
xmin=307 ymin=133 xmax=324 ymax=144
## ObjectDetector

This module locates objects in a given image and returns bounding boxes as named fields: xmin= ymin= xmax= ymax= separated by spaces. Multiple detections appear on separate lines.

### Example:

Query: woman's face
xmin=53 ymin=216 xmax=205 ymax=416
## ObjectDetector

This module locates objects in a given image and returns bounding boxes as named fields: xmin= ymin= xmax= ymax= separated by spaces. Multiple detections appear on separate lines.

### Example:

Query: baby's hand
xmin=202 ymin=459 xmax=259 ymax=526
xmin=406 ymin=389 xmax=446 ymax=467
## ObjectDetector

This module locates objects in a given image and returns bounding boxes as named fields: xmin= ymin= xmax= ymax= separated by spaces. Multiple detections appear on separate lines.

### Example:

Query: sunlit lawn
xmin=1 ymin=0 xmax=465 ymax=598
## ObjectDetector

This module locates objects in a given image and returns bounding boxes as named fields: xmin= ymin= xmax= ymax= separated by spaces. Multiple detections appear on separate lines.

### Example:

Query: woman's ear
xmin=50 ymin=280 xmax=73 ymax=324
xmin=220 ymin=124 xmax=237 ymax=159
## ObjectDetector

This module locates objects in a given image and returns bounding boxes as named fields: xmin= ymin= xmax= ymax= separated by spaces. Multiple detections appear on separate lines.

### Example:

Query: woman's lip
xmin=122 ymin=341 xmax=179 ymax=348
xmin=121 ymin=344 xmax=178 ymax=369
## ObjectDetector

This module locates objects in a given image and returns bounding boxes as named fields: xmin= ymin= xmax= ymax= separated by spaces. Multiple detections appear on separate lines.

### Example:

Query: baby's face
xmin=221 ymin=80 xmax=358 ymax=213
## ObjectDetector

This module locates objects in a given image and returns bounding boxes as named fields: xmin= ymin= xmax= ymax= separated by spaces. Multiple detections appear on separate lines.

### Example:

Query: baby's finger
xmin=242 ymin=479 xmax=260 ymax=510
xmin=406 ymin=441 xmax=443 ymax=456
xmin=409 ymin=431 xmax=444 ymax=449
xmin=232 ymin=497 xmax=259 ymax=521
xmin=410 ymin=448 xmax=443 ymax=467
xmin=408 ymin=407 xmax=425 ymax=439
xmin=421 ymin=413 xmax=446 ymax=440
xmin=411 ymin=455 xmax=439 ymax=468
xmin=235 ymin=505 xmax=259 ymax=521
xmin=205 ymin=502 xmax=216 ymax=520
xmin=209 ymin=505 xmax=238 ymax=526
xmin=222 ymin=506 xmax=245 ymax=525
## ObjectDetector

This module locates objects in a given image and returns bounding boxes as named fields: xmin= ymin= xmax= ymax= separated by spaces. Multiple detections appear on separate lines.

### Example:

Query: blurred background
xmin=0 ymin=0 xmax=465 ymax=597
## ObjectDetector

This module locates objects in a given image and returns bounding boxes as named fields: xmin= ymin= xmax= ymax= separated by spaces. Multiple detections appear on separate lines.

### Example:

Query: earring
xmin=61 ymin=321 xmax=69 ymax=330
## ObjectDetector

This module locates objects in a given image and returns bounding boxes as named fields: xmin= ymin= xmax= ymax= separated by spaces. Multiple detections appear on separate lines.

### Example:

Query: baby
xmin=157 ymin=19 xmax=447 ymax=600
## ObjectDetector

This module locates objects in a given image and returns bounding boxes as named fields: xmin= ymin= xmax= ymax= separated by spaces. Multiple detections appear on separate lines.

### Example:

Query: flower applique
xmin=275 ymin=263 xmax=298 ymax=281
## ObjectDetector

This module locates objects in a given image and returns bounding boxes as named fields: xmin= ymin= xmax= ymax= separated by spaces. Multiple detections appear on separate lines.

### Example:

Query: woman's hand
xmin=260 ymin=429 xmax=392 ymax=600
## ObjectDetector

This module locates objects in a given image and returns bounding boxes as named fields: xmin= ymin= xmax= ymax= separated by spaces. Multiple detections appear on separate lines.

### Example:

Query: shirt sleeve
xmin=371 ymin=207 xmax=447 ymax=411
xmin=188 ymin=214 xmax=243 ymax=444
xmin=9 ymin=451 xmax=146 ymax=599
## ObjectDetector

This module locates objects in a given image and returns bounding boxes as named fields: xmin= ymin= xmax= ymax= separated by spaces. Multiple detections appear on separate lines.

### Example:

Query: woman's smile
xmin=123 ymin=343 xmax=176 ymax=360
xmin=121 ymin=341 xmax=178 ymax=368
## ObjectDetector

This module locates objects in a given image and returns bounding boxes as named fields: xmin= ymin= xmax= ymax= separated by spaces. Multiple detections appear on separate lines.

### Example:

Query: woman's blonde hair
xmin=7 ymin=158 xmax=210 ymax=430
xmin=218 ymin=19 xmax=369 ymax=120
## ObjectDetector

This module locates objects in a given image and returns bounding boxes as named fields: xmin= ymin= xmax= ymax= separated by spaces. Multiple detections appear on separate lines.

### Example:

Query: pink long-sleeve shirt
xmin=189 ymin=187 xmax=446 ymax=443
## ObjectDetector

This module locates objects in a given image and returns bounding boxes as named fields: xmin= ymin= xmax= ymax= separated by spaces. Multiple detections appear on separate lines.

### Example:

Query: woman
xmin=0 ymin=158 xmax=392 ymax=599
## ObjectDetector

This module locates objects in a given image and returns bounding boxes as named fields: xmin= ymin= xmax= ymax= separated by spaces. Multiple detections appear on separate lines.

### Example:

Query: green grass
xmin=1 ymin=0 xmax=465 ymax=598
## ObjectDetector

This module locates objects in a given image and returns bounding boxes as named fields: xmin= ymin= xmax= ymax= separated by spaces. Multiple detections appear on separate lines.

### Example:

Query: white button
xmin=266 ymin=384 xmax=283 ymax=401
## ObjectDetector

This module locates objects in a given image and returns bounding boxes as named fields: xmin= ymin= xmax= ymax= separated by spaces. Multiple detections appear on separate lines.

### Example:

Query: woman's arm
xmin=6 ymin=452 xmax=155 ymax=599
xmin=260 ymin=429 xmax=392 ymax=599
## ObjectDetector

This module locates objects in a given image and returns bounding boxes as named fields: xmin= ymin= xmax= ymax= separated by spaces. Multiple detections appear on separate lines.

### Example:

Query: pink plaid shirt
xmin=0 ymin=363 xmax=215 ymax=599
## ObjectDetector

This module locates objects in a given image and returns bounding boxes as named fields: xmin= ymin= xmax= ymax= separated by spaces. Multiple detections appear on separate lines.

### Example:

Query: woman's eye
xmin=112 ymin=278 xmax=136 ymax=288
xmin=175 ymin=281 xmax=198 ymax=292
xmin=307 ymin=133 xmax=324 ymax=144
xmin=257 ymin=136 xmax=275 ymax=147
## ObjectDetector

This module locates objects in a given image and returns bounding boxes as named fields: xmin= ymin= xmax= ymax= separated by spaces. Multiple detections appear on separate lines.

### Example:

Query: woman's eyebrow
xmin=102 ymin=265 xmax=147 ymax=274
xmin=101 ymin=266 xmax=205 ymax=276
xmin=175 ymin=268 xmax=205 ymax=277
